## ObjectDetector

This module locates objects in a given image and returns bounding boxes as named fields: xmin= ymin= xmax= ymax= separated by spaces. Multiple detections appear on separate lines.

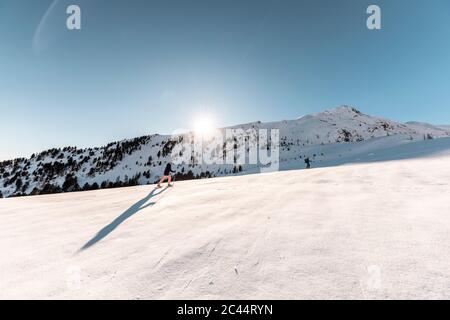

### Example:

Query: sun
xmin=193 ymin=115 xmax=215 ymax=136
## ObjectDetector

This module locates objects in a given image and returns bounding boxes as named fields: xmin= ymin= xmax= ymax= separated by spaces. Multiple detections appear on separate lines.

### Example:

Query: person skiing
xmin=304 ymin=157 xmax=311 ymax=169
xmin=157 ymin=162 xmax=176 ymax=187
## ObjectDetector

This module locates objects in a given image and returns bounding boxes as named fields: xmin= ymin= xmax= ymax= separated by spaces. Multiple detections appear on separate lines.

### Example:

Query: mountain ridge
xmin=1 ymin=106 xmax=449 ymax=198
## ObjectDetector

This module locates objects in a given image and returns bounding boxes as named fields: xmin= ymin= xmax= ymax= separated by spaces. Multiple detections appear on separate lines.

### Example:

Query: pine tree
xmin=15 ymin=177 xmax=23 ymax=190
xmin=62 ymin=174 xmax=80 ymax=192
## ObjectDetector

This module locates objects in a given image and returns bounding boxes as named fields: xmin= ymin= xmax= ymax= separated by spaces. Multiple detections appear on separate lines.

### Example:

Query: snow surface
xmin=1 ymin=137 xmax=450 ymax=299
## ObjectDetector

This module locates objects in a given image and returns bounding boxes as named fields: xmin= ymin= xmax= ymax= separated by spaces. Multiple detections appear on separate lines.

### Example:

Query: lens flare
xmin=193 ymin=115 xmax=215 ymax=136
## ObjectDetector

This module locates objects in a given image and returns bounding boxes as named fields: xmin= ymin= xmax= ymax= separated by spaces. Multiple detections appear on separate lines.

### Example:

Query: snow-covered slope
xmin=1 ymin=106 xmax=449 ymax=198
xmin=1 ymin=138 xmax=450 ymax=299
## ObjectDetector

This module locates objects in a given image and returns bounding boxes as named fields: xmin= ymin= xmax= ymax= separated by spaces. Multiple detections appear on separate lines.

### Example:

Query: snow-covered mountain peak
xmin=1 ymin=106 xmax=449 ymax=199
xmin=320 ymin=105 xmax=362 ymax=115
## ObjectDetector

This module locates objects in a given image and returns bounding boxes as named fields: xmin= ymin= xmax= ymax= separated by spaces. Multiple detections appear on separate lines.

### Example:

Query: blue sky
xmin=1 ymin=0 xmax=450 ymax=160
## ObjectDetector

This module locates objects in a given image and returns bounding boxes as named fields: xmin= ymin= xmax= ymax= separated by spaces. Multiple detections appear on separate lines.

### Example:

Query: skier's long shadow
xmin=79 ymin=186 xmax=168 ymax=251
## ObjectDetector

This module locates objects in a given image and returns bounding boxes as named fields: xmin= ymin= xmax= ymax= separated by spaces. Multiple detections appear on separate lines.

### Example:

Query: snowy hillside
xmin=1 ymin=106 xmax=449 ymax=198
xmin=1 ymin=138 xmax=450 ymax=299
